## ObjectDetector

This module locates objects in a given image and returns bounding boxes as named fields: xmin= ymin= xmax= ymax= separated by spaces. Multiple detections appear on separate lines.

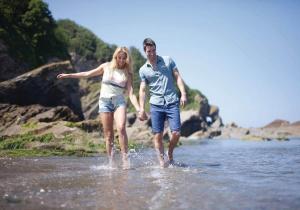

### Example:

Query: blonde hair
xmin=109 ymin=47 xmax=133 ymax=78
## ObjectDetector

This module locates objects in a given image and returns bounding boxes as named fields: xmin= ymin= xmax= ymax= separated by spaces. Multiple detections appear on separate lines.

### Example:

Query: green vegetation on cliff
xmin=0 ymin=0 xmax=69 ymax=68
xmin=0 ymin=132 xmax=142 ymax=157
xmin=56 ymin=19 xmax=116 ymax=62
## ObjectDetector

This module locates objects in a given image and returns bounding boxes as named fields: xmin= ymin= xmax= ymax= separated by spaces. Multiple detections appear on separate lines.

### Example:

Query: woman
xmin=57 ymin=47 xmax=141 ymax=169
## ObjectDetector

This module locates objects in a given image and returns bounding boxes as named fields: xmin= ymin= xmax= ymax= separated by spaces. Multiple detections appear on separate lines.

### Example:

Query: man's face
xmin=145 ymin=45 xmax=156 ymax=62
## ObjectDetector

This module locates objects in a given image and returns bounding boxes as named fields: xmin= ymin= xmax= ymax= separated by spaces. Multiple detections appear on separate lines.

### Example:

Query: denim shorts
xmin=150 ymin=102 xmax=181 ymax=133
xmin=98 ymin=95 xmax=126 ymax=113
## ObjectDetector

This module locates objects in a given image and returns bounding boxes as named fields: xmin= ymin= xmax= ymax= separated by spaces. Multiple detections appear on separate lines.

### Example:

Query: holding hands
xmin=138 ymin=110 xmax=148 ymax=121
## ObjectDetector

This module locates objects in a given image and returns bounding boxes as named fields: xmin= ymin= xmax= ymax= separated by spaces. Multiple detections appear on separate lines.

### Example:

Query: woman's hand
xmin=57 ymin=73 xmax=70 ymax=79
xmin=138 ymin=110 xmax=148 ymax=121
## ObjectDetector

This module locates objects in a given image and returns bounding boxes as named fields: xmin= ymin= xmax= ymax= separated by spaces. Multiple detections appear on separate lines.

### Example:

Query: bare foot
xmin=168 ymin=151 xmax=173 ymax=163
xmin=108 ymin=157 xmax=115 ymax=169
xmin=122 ymin=154 xmax=131 ymax=170
xmin=168 ymin=159 xmax=175 ymax=165
xmin=159 ymin=159 xmax=169 ymax=168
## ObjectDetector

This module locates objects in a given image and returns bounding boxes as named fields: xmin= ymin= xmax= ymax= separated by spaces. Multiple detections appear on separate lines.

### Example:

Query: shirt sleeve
xmin=139 ymin=70 xmax=147 ymax=83
xmin=169 ymin=57 xmax=177 ymax=71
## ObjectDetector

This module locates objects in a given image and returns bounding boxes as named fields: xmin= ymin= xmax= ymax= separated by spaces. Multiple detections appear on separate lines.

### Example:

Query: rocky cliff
xmin=0 ymin=61 xmax=83 ymax=132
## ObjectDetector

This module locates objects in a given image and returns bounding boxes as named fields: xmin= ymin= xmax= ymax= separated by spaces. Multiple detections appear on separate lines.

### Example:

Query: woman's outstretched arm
xmin=57 ymin=63 xmax=107 ymax=79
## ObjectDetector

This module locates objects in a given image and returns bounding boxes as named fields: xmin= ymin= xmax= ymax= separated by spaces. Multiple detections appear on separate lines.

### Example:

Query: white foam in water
xmin=90 ymin=164 xmax=116 ymax=171
xmin=150 ymin=168 xmax=164 ymax=178
xmin=129 ymin=148 xmax=136 ymax=153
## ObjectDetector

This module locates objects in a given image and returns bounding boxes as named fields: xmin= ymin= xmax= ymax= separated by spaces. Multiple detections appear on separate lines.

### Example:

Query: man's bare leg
xmin=153 ymin=132 xmax=168 ymax=168
xmin=168 ymin=131 xmax=180 ymax=163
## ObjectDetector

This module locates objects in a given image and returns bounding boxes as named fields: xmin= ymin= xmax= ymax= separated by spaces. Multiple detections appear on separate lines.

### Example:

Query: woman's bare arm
xmin=57 ymin=63 xmax=107 ymax=79
xmin=126 ymin=75 xmax=140 ymax=112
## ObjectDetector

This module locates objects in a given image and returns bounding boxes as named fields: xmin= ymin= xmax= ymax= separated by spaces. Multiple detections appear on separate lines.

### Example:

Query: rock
xmin=180 ymin=110 xmax=203 ymax=137
xmin=208 ymin=105 xmax=220 ymax=122
xmin=188 ymin=130 xmax=210 ymax=139
xmin=127 ymin=112 xmax=137 ymax=127
xmin=0 ymin=61 xmax=84 ymax=120
xmin=215 ymin=126 xmax=250 ymax=139
xmin=4 ymin=194 xmax=22 ymax=204
xmin=70 ymin=52 xmax=101 ymax=73
xmin=79 ymin=79 xmax=101 ymax=119
xmin=211 ymin=117 xmax=223 ymax=128
xmin=75 ymin=119 xmax=102 ymax=133
xmin=263 ymin=119 xmax=290 ymax=128
xmin=125 ymin=116 xmax=153 ymax=145
xmin=198 ymin=96 xmax=210 ymax=119
xmin=181 ymin=116 xmax=202 ymax=137
xmin=126 ymin=126 xmax=153 ymax=145
xmin=33 ymin=106 xmax=80 ymax=122
xmin=71 ymin=53 xmax=104 ymax=120
xmin=226 ymin=122 xmax=238 ymax=128
xmin=291 ymin=121 xmax=300 ymax=126
xmin=0 ymin=103 xmax=80 ymax=132
xmin=208 ymin=129 xmax=222 ymax=138
xmin=188 ymin=128 xmax=222 ymax=139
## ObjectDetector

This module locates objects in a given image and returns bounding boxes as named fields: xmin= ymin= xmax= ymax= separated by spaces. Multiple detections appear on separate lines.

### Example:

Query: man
xmin=138 ymin=38 xmax=187 ymax=168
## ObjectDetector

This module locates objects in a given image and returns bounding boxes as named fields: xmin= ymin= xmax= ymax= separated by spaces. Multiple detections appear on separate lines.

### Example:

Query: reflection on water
xmin=1 ymin=139 xmax=300 ymax=210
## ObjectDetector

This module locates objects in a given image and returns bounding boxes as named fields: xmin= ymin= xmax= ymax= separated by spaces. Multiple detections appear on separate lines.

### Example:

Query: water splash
xmin=90 ymin=164 xmax=117 ymax=171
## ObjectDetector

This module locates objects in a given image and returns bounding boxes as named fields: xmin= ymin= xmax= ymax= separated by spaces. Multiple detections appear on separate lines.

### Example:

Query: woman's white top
xmin=100 ymin=65 xmax=127 ymax=98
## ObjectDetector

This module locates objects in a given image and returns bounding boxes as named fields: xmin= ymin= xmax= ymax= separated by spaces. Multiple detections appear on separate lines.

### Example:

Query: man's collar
xmin=146 ymin=55 xmax=162 ymax=67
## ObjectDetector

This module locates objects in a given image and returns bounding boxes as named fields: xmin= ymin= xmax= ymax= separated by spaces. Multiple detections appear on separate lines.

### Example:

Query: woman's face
xmin=116 ymin=51 xmax=127 ymax=69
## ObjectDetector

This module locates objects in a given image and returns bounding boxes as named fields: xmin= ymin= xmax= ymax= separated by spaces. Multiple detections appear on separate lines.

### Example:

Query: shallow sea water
xmin=1 ymin=139 xmax=300 ymax=210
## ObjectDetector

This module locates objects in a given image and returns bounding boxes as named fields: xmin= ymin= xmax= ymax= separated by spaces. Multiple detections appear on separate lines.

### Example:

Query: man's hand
xmin=138 ymin=110 xmax=148 ymax=121
xmin=180 ymin=94 xmax=187 ymax=107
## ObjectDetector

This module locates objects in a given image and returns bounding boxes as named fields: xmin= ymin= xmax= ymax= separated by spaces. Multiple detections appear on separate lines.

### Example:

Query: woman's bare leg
xmin=114 ymin=106 xmax=130 ymax=169
xmin=100 ymin=112 xmax=114 ymax=165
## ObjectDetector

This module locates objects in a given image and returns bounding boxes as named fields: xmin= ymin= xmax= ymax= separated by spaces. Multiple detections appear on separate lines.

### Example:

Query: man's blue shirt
xmin=139 ymin=55 xmax=179 ymax=105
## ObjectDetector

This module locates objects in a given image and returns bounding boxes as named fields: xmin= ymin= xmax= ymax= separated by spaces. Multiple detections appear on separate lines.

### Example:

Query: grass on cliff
xmin=0 ymin=132 xmax=142 ymax=157
xmin=0 ymin=132 xmax=103 ymax=157
xmin=21 ymin=122 xmax=39 ymax=129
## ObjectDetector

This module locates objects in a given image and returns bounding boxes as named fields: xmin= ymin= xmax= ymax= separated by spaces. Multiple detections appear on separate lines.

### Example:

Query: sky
xmin=44 ymin=0 xmax=300 ymax=127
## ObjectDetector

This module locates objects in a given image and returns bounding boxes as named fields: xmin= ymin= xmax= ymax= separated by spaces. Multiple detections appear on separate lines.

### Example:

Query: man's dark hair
xmin=143 ymin=38 xmax=156 ymax=51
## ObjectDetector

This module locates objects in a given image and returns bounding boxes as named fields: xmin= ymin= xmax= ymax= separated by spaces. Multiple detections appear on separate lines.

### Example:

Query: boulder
xmin=181 ymin=110 xmax=202 ymax=133
xmin=0 ymin=103 xmax=80 ymax=133
xmin=208 ymin=105 xmax=220 ymax=122
xmin=126 ymin=117 xmax=153 ymax=145
xmin=211 ymin=117 xmax=223 ymax=128
xmin=73 ymin=119 xmax=103 ymax=133
xmin=0 ymin=61 xmax=84 ymax=120
xmin=127 ymin=112 xmax=137 ymax=127
xmin=198 ymin=96 xmax=210 ymax=120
